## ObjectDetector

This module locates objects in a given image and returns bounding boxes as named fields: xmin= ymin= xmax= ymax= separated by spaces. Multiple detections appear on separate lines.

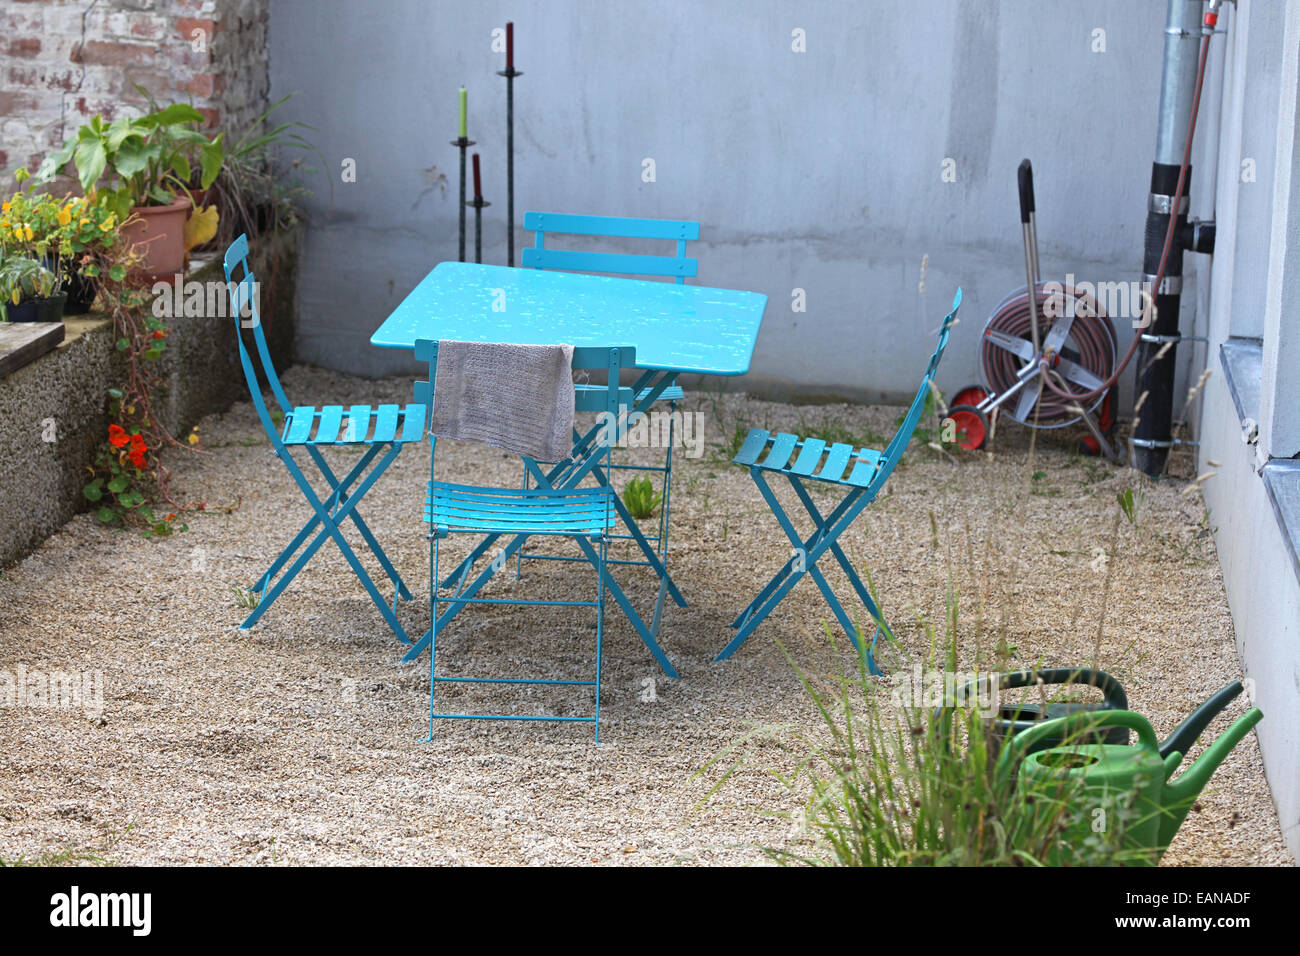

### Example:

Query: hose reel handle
xmin=1018 ymin=158 xmax=1035 ymax=224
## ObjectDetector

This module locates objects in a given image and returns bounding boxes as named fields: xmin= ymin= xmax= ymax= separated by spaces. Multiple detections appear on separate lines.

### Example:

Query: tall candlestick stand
xmin=497 ymin=65 xmax=523 ymax=266
xmin=451 ymin=136 xmax=475 ymax=262
xmin=467 ymin=195 xmax=491 ymax=264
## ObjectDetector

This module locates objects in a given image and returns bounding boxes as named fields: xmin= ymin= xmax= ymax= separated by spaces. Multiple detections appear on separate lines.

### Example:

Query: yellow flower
xmin=23 ymin=225 xmax=33 ymax=241
xmin=12 ymin=225 xmax=22 ymax=240
xmin=57 ymin=206 xmax=72 ymax=226
xmin=79 ymin=217 xmax=90 ymax=226
xmin=1 ymin=201 xmax=9 ymax=213
xmin=187 ymin=432 xmax=199 ymax=446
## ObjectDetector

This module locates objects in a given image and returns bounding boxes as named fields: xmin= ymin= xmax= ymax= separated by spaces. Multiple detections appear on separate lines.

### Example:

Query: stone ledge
xmin=0 ymin=228 xmax=300 ymax=567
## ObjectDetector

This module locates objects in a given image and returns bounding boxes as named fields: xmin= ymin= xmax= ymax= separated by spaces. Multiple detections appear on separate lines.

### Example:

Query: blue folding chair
xmin=221 ymin=235 xmax=425 ymax=642
xmin=417 ymin=340 xmax=635 ymax=742
xmin=519 ymin=211 xmax=699 ymax=586
xmin=717 ymin=288 xmax=963 ymax=674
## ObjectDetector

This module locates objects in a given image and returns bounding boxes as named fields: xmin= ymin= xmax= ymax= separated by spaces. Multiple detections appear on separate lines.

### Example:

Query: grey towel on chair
xmin=431 ymin=340 xmax=576 ymax=462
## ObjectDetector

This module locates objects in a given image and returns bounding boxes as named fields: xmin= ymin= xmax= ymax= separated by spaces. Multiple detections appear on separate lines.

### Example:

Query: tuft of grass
xmin=1 ymin=821 xmax=135 ymax=867
xmin=621 ymin=475 xmax=663 ymax=521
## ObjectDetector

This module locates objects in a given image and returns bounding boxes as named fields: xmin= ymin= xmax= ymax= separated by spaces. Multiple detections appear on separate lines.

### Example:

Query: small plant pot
xmin=40 ymin=292 xmax=67 ymax=323
xmin=121 ymin=195 xmax=192 ymax=278
xmin=62 ymin=270 xmax=97 ymax=314
xmin=4 ymin=294 xmax=66 ymax=323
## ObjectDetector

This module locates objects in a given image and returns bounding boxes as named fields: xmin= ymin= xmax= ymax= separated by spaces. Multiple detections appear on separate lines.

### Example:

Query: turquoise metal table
xmin=371 ymin=261 xmax=768 ymax=677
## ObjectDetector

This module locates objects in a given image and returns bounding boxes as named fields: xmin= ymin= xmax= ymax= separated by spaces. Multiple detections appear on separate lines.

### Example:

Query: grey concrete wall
xmin=0 ymin=231 xmax=299 ymax=567
xmin=1198 ymin=0 xmax=1299 ymax=861
xmin=269 ymin=0 xmax=1193 ymax=405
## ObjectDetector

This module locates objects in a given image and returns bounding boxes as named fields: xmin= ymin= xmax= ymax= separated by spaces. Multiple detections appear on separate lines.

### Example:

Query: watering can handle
xmin=997 ymin=710 xmax=1160 ymax=777
xmin=996 ymin=667 xmax=1128 ymax=711
xmin=1158 ymin=680 xmax=1243 ymax=760
xmin=1018 ymin=159 xmax=1035 ymax=224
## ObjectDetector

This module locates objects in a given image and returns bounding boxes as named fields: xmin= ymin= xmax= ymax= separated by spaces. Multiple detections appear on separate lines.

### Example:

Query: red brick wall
xmin=0 ymin=0 xmax=269 ymax=176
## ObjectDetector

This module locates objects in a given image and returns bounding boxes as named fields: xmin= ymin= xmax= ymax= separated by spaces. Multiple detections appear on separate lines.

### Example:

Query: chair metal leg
xmin=244 ymin=443 xmax=410 ymax=642
xmin=717 ymin=468 xmax=882 ymax=665
xmin=588 ymin=458 xmax=687 ymax=608
xmin=406 ymin=526 xmax=678 ymax=679
xmin=307 ymin=445 xmax=413 ymax=601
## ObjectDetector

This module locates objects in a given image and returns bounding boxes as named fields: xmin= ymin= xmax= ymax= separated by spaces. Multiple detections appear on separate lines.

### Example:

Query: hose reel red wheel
xmin=950 ymin=384 xmax=989 ymax=409
xmin=948 ymin=404 xmax=989 ymax=451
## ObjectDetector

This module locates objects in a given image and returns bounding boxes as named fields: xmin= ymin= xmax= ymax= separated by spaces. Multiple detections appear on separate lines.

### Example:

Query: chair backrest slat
xmin=523 ymin=210 xmax=700 ymax=285
xmin=524 ymin=211 xmax=698 ymax=241
xmin=522 ymin=248 xmax=697 ymax=280
xmin=872 ymin=288 xmax=963 ymax=490
xmin=222 ymin=234 xmax=292 ymax=446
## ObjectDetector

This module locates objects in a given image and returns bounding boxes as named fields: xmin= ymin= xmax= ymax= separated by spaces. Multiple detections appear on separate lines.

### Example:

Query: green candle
xmin=458 ymin=87 xmax=467 ymax=139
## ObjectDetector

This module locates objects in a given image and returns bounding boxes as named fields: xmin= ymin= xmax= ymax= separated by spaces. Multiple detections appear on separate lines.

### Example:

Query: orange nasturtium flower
xmin=128 ymin=433 xmax=147 ymax=469
xmin=108 ymin=424 xmax=130 ymax=448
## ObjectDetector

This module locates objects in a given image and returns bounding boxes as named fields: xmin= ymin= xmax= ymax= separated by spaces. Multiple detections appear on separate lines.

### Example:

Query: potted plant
xmin=211 ymin=93 xmax=321 ymax=247
xmin=0 ymin=255 xmax=64 ymax=323
xmin=1 ymin=170 xmax=120 ymax=313
xmin=35 ymin=101 xmax=224 ymax=276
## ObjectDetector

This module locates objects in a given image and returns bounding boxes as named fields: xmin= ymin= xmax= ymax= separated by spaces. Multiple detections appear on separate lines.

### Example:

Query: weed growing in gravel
xmin=622 ymin=476 xmax=663 ymax=521
xmin=0 ymin=820 xmax=134 ymax=867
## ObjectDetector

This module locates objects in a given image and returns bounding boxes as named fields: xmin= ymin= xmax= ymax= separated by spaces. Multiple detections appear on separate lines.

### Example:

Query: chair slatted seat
xmin=280 ymin=403 xmax=427 ymax=446
xmin=735 ymin=433 xmax=884 ymax=487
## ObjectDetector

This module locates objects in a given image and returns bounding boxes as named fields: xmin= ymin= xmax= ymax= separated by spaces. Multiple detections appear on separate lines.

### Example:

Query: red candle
xmin=506 ymin=21 xmax=514 ymax=70
xmin=472 ymin=152 xmax=482 ymax=197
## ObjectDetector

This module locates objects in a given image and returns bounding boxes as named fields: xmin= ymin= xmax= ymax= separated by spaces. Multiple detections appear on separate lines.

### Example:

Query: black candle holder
xmin=451 ymin=136 xmax=476 ymax=262
xmin=466 ymin=195 xmax=491 ymax=264
xmin=496 ymin=66 xmax=522 ymax=266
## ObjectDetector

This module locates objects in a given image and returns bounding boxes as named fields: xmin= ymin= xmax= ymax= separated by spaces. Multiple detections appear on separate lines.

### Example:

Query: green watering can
xmin=979 ymin=671 xmax=1244 ymax=758
xmin=1001 ymin=704 xmax=1263 ymax=864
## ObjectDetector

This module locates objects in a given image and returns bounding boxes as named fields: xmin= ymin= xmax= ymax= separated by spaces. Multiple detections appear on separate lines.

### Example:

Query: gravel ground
xmin=0 ymin=366 xmax=1289 ymax=866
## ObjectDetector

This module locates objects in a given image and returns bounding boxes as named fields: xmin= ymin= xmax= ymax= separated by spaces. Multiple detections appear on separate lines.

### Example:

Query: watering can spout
xmin=1159 ymin=707 xmax=1263 ymax=847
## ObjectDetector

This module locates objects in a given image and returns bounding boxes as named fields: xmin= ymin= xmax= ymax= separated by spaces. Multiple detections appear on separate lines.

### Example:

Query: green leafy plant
xmin=621 ymin=475 xmax=663 ymax=521
xmin=35 ymin=102 xmax=225 ymax=219
xmin=78 ymin=240 xmax=197 ymax=536
xmin=1117 ymin=488 xmax=1138 ymax=525
xmin=0 ymin=255 xmax=58 ymax=315
xmin=212 ymin=93 xmax=322 ymax=245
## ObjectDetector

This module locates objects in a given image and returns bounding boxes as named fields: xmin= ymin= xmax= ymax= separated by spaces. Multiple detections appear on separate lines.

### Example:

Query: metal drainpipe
xmin=1133 ymin=0 xmax=1217 ymax=475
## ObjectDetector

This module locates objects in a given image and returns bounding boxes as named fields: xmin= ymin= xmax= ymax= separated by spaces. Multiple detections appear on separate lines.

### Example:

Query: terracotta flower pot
xmin=121 ymin=195 xmax=192 ymax=278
